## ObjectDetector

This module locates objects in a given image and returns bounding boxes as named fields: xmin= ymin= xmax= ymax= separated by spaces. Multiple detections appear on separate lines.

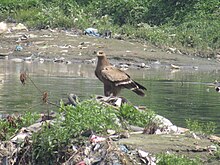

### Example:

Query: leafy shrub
xmin=119 ymin=103 xmax=155 ymax=127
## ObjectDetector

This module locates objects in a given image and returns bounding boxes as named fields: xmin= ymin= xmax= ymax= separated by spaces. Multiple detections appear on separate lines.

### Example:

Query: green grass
xmin=157 ymin=153 xmax=201 ymax=165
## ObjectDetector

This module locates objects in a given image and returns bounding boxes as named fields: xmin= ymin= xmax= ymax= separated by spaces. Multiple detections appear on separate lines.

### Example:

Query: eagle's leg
xmin=112 ymin=86 xmax=121 ymax=96
xmin=104 ymin=84 xmax=112 ymax=96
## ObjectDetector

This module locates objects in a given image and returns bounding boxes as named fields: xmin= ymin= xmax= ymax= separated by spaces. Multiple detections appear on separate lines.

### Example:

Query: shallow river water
xmin=0 ymin=59 xmax=220 ymax=134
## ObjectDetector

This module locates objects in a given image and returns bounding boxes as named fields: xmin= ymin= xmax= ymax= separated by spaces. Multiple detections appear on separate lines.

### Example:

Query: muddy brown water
xmin=0 ymin=59 xmax=220 ymax=135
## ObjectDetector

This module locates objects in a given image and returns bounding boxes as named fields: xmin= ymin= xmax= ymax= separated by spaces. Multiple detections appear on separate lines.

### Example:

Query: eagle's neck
xmin=97 ymin=56 xmax=110 ymax=69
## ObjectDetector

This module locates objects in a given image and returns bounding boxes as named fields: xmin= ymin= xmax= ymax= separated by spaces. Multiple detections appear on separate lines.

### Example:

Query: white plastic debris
xmin=0 ymin=22 xmax=8 ymax=33
xmin=138 ymin=150 xmax=156 ymax=165
xmin=90 ymin=135 xmax=106 ymax=143
xmin=11 ymin=23 xmax=28 ymax=31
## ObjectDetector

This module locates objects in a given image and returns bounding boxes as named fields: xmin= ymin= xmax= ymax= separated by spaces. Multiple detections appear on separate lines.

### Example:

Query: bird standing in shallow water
xmin=95 ymin=51 xmax=146 ymax=97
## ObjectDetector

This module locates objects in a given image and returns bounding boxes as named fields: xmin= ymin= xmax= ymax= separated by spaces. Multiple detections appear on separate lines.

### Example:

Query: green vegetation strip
xmin=0 ymin=0 xmax=219 ymax=56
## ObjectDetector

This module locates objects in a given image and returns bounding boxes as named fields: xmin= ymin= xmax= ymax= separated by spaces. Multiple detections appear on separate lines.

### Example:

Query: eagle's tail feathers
xmin=132 ymin=88 xmax=145 ymax=96
xmin=134 ymin=81 xmax=147 ymax=90
xmin=116 ymin=80 xmax=146 ymax=96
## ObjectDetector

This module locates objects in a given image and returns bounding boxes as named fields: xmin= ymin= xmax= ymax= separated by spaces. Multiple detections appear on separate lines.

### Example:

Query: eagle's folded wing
xmin=101 ymin=66 xmax=129 ymax=82
xmin=101 ymin=66 xmax=146 ymax=96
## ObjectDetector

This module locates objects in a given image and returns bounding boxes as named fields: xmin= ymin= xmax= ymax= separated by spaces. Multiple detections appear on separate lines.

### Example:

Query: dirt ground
xmin=1 ymin=27 xmax=220 ymax=71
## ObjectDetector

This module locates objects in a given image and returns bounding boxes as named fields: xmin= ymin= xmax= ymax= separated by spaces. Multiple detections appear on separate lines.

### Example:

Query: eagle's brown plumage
xmin=95 ymin=51 xmax=146 ymax=97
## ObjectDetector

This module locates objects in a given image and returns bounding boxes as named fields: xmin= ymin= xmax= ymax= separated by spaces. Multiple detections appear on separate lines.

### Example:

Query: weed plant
xmin=119 ymin=103 xmax=155 ymax=127
xmin=0 ymin=111 xmax=40 ymax=141
xmin=186 ymin=118 xmax=217 ymax=135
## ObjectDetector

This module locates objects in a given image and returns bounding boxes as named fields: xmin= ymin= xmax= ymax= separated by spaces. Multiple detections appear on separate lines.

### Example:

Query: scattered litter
xmin=171 ymin=64 xmax=180 ymax=69
xmin=138 ymin=150 xmax=156 ymax=165
xmin=137 ymin=62 xmax=150 ymax=68
xmin=119 ymin=145 xmax=128 ymax=153
xmin=167 ymin=47 xmax=177 ymax=54
xmin=53 ymin=57 xmax=65 ymax=63
xmin=24 ymin=54 xmax=35 ymax=61
xmin=107 ymin=129 xmax=116 ymax=135
xmin=0 ymin=22 xmax=8 ymax=33
xmin=149 ymin=49 xmax=156 ymax=52
xmin=153 ymin=60 xmax=161 ymax=65
xmin=15 ymin=45 xmax=23 ymax=51
xmin=101 ymin=30 xmax=112 ymax=38
xmin=193 ymin=66 xmax=198 ymax=70
xmin=95 ymin=95 xmax=128 ymax=107
xmin=11 ymin=58 xmax=23 ymax=63
xmin=192 ymin=132 xmax=201 ymax=140
xmin=65 ymin=60 xmax=72 ymax=64
xmin=11 ymin=23 xmax=28 ymax=31
xmin=207 ymin=145 xmax=217 ymax=152
xmin=84 ymin=58 xmax=96 ymax=64
xmin=84 ymin=28 xmax=100 ymax=37
xmin=209 ymin=135 xmax=220 ymax=144
xmin=90 ymin=135 xmax=106 ymax=143
xmin=118 ymin=63 xmax=129 ymax=70
xmin=60 ymin=49 xmax=68 ymax=53
xmin=93 ymin=143 xmax=101 ymax=151
xmin=59 ymin=44 xmax=74 ymax=49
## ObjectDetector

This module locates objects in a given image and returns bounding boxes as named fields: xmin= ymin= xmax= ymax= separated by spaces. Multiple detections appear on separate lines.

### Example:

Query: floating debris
xmin=171 ymin=64 xmax=180 ymax=69
xmin=20 ymin=72 xmax=27 ymax=85
xmin=53 ymin=57 xmax=65 ymax=63
xmin=11 ymin=58 xmax=24 ymax=62
xmin=42 ymin=92 xmax=48 ymax=103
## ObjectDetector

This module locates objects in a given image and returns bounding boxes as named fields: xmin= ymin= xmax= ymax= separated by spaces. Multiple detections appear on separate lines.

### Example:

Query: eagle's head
xmin=97 ymin=51 xmax=106 ymax=57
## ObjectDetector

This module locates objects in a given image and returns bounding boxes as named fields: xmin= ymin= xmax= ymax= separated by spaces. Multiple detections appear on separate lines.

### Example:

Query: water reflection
xmin=0 ymin=59 xmax=220 ymax=134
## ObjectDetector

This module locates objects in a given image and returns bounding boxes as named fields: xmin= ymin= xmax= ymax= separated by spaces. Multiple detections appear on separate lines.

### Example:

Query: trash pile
xmin=84 ymin=28 xmax=112 ymax=39
xmin=0 ymin=93 xmax=182 ymax=165
xmin=63 ymin=135 xmax=156 ymax=165
xmin=0 ymin=119 xmax=157 ymax=165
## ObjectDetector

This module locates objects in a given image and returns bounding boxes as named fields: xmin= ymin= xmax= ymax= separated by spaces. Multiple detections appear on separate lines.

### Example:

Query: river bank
xmin=1 ymin=23 xmax=220 ymax=71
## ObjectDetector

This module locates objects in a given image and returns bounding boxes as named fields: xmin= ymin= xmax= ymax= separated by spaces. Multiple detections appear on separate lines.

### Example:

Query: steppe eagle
xmin=95 ymin=51 xmax=146 ymax=97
